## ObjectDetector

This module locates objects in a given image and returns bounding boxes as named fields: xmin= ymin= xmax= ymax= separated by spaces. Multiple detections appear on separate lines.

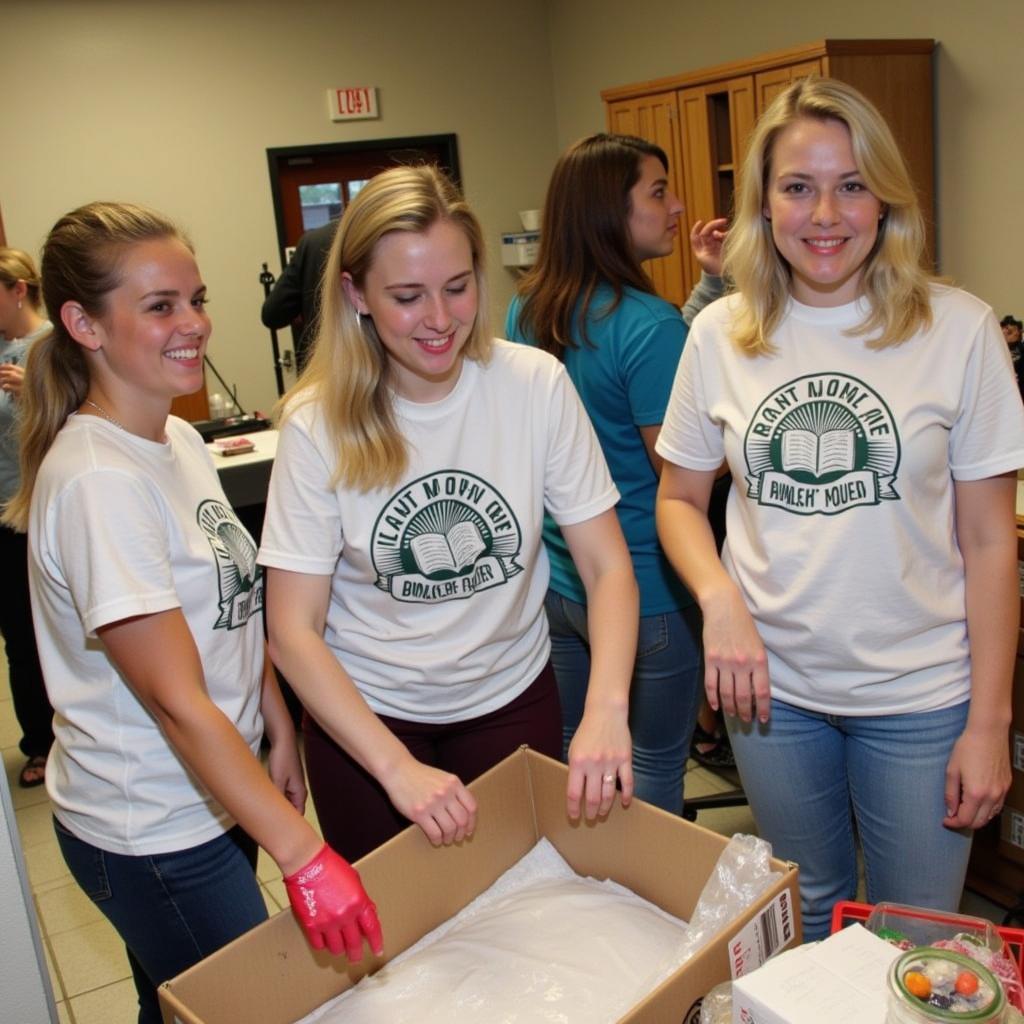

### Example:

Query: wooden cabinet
xmin=602 ymin=39 xmax=935 ymax=303
xmin=171 ymin=384 xmax=210 ymax=423
xmin=677 ymin=76 xmax=756 ymax=291
xmin=754 ymin=59 xmax=824 ymax=111
xmin=606 ymin=91 xmax=688 ymax=306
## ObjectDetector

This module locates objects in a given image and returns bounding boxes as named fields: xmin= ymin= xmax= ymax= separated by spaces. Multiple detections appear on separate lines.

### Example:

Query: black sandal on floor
xmin=690 ymin=723 xmax=736 ymax=770
xmin=18 ymin=754 xmax=47 ymax=789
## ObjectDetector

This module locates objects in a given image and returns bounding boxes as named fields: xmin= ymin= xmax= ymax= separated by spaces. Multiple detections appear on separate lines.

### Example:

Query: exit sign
xmin=328 ymin=87 xmax=379 ymax=122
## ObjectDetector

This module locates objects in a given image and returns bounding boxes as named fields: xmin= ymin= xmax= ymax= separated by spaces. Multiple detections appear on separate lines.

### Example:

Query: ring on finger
xmin=602 ymin=772 xmax=616 ymax=785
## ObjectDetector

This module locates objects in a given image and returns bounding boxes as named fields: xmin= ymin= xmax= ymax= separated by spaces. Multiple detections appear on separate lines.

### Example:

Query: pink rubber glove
xmin=284 ymin=844 xmax=383 ymax=960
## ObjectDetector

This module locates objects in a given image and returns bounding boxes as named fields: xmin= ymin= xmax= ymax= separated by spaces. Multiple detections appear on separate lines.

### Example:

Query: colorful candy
xmin=904 ymin=971 xmax=932 ymax=999
xmin=891 ymin=949 xmax=1001 ymax=1020
xmin=956 ymin=971 xmax=980 ymax=996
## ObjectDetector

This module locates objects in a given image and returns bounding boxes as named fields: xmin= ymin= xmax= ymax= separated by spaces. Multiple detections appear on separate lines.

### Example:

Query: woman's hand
xmin=690 ymin=218 xmax=729 ymax=277
xmin=0 ymin=363 xmax=25 ymax=398
xmin=566 ymin=706 xmax=633 ymax=821
xmin=267 ymin=734 xmax=308 ymax=813
xmin=284 ymin=844 xmax=384 ymax=960
xmin=701 ymin=583 xmax=770 ymax=724
xmin=943 ymin=722 xmax=1011 ymax=830
xmin=380 ymin=757 xmax=477 ymax=847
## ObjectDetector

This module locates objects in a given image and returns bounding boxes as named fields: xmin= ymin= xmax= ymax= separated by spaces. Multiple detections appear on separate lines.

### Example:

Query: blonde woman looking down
xmin=260 ymin=165 xmax=638 ymax=862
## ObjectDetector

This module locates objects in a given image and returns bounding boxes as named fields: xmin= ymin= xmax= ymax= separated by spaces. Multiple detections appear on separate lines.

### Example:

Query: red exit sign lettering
xmin=328 ymin=87 xmax=379 ymax=122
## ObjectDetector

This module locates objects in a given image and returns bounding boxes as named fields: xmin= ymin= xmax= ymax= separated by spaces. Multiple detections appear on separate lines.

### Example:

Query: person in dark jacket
xmin=1001 ymin=315 xmax=1024 ymax=398
xmin=261 ymin=220 xmax=338 ymax=369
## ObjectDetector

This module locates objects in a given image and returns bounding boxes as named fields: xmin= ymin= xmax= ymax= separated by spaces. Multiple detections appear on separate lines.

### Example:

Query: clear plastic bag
xmin=678 ymin=833 xmax=783 ymax=963
xmin=699 ymin=981 xmax=734 ymax=1024
xmin=298 ymin=833 xmax=781 ymax=1024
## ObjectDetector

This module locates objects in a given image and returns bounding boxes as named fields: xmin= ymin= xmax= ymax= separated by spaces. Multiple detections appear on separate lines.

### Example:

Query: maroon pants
xmin=303 ymin=664 xmax=562 ymax=862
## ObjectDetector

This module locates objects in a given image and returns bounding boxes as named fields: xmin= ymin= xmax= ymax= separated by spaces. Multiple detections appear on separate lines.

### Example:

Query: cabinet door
xmin=755 ymin=59 xmax=823 ymax=113
xmin=678 ymin=76 xmax=755 ymax=287
xmin=728 ymin=76 xmax=758 ymax=173
xmin=678 ymin=85 xmax=715 ymax=290
xmin=607 ymin=93 xmax=688 ymax=305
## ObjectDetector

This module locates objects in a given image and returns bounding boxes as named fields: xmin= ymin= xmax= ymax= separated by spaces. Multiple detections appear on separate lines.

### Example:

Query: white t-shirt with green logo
xmin=29 ymin=416 xmax=265 ymax=855
xmin=657 ymin=285 xmax=1024 ymax=715
xmin=259 ymin=340 xmax=618 ymax=724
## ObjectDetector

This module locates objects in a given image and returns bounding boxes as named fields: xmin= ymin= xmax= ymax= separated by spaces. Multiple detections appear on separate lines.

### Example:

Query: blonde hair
xmin=276 ymin=164 xmax=492 ymax=492
xmin=3 ymin=202 xmax=189 ymax=532
xmin=0 ymin=248 xmax=43 ymax=312
xmin=723 ymin=76 xmax=933 ymax=355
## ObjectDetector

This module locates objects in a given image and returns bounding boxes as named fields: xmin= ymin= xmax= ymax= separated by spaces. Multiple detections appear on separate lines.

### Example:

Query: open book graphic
xmin=781 ymin=428 xmax=855 ymax=477
xmin=410 ymin=521 xmax=486 ymax=576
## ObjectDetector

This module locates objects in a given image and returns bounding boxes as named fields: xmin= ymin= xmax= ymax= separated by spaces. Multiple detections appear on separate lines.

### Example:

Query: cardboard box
xmin=159 ymin=748 xmax=801 ymax=1024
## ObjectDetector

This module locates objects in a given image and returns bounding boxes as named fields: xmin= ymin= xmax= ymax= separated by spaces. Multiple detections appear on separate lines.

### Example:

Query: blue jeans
xmin=726 ymin=699 xmax=972 ymax=941
xmin=544 ymin=589 xmax=703 ymax=815
xmin=54 ymin=819 xmax=267 ymax=1024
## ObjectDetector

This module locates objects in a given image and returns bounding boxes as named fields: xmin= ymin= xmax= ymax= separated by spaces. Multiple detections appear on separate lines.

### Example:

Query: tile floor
xmin=0 ymin=661 xmax=1007 ymax=1023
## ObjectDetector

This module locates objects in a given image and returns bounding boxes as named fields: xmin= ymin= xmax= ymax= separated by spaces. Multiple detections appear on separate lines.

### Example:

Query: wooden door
xmin=728 ymin=77 xmax=757 ymax=173
xmin=265 ymin=135 xmax=459 ymax=388
xmin=607 ymin=93 xmax=688 ymax=304
xmin=269 ymin=136 xmax=460 ymax=256
xmin=678 ymin=76 xmax=755 ymax=286
xmin=678 ymin=85 xmax=715 ymax=290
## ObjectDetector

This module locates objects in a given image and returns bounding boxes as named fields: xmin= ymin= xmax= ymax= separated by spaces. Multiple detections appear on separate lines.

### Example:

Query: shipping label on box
xmin=729 ymin=890 xmax=797 ymax=979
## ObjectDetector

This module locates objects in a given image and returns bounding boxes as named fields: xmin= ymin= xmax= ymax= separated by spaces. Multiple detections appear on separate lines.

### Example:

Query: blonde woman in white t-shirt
xmin=655 ymin=78 xmax=1024 ymax=939
xmin=4 ymin=203 xmax=381 ymax=1024
xmin=260 ymin=165 xmax=638 ymax=862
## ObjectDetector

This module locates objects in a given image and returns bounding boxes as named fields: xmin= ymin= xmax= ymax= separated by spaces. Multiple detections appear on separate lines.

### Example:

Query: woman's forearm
xmin=581 ymin=561 xmax=637 ymax=713
xmin=259 ymin=644 xmax=297 ymax=747
xmin=100 ymin=611 xmax=322 ymax=876
xmin=269 ymin=624 xmax=415 ymax=784
xmin=955 ymin=476 xmax=1017 ymax=731
xmin=655 ymin=480 xmax=735 ymax=609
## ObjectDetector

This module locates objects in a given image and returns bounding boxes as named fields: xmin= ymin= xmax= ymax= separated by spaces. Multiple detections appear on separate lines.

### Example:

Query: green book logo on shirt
xmin=371 ymin=471 xmax=523 ymax=603
xmin=197 ymin=499 xmax=264 ymax=628
xmin=742 ymin=373 xmax=901 ymax=516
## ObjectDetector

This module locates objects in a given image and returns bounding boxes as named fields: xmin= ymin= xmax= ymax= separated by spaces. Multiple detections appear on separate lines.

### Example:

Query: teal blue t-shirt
xmin=506 ymin=286 xmax=694 ymax=615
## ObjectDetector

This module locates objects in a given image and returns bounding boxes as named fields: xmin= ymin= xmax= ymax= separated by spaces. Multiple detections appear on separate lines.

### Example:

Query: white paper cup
xmin=519 ymin=209 xmax=541 ymax=232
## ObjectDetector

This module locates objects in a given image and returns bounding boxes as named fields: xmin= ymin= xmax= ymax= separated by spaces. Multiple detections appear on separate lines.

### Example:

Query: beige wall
xmin=2 ymin=0 xmax=559 ymax=413
xmin=4 ymin=0 xmax=1020 ymax=416
xmin=546 ymin=0 xmax=1022 ymax=318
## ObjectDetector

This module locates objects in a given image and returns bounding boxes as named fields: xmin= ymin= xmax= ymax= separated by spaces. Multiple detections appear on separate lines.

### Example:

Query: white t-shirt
xmin=259 ymin=340 xmax=618 ymax=723
xmin=656 ymin=286 xmax=1024 ymax=716
xmin=29 ymin=415 xmax=265 ymax=855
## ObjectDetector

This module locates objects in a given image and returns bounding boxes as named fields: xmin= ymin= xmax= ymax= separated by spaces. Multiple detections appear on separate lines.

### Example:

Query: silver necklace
xmin=83 ymin=399 xmax=127 ymax=431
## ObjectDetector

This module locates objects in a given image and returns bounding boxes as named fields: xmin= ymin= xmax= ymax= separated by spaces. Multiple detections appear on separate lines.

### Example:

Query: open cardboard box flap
xmin=160 ymin=747 xmax=800 ymax=1024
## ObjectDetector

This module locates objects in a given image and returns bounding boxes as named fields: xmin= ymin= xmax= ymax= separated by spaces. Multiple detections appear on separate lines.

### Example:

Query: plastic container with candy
xmin=888 ymin=947 xmax=1005 ymax=1023
xmin=832 ymin=902 xmax=1024 ymax=1014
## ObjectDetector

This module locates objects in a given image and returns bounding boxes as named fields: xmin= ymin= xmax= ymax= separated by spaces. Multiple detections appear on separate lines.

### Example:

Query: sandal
xmin=18 ymin=754 xmax=47 ymax=789
xmin=690 ymin=723 xmax=736 ymax=770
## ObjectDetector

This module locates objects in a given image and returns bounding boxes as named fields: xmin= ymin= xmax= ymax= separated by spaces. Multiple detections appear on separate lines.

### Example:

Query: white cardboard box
xmin=732 ymin=923 xmax=900 ymax=1024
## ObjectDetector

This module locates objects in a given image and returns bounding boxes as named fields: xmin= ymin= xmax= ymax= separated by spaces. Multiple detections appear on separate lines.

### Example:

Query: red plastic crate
xmin=832 ymin=900 xmax=1024 ymax=1011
